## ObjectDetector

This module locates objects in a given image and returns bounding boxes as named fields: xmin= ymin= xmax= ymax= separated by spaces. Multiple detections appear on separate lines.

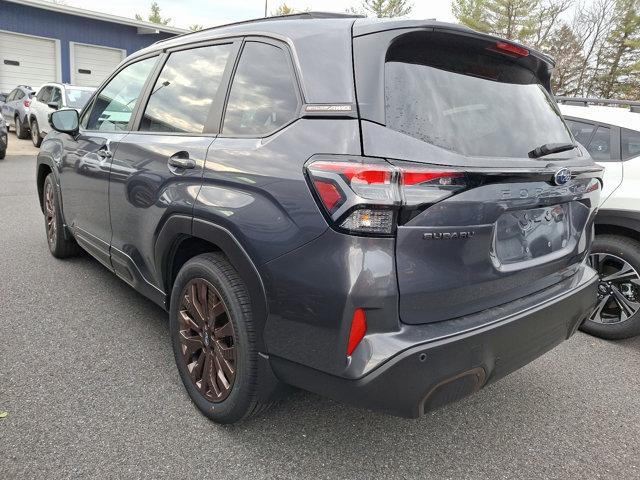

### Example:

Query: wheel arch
xmin=156 ymin=215 xmax=269 ymax=349
xmin=595 ymin=209 xmax=640 ymax=244
xmin=36 ymin=162 xmax=53 ymax=213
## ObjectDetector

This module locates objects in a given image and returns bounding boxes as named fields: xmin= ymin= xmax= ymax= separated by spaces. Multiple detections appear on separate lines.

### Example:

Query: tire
xmin=582 ymin=235 xmax=640 ymax=339
xmin=31 ymin=119 xmax=42 ymax=147
xmin=15 ymin=116 xmax=29 ymax=139
xmin=42 ymin=173 xmax=80 ymax=258
xmin=170 ymin=252 xmax=272 ymax=423
xmin=0 ymin=149 xmax=5 ymax=160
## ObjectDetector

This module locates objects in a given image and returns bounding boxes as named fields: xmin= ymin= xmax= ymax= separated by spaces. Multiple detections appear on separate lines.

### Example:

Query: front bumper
xmin=270 ymin=265 xmax=598 ymax=418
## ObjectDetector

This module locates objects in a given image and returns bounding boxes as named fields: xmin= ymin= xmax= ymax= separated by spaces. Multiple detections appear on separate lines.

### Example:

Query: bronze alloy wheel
xmin=178 ymin=278 xmax=237 ymax=402
xmin=44 ymin=181 xmax=56 ymax=245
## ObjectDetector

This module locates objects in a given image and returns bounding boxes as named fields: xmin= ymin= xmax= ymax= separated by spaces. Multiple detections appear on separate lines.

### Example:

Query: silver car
xmin=1 ymin=85 xmax=35 ymax=139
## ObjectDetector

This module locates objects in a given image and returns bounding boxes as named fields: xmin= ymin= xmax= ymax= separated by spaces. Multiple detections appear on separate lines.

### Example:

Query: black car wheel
xmin=42 ymin=173 xmax=80 ymax=258
xmin=0 ymin=149 xmax=5 ymax=160
xmin=170 ymin=252 xmax=276 ymax=423
xmin=31 ymin=119 xmax=42 ymax=147
xmin=582 ymin=235 xmax=640 ymax=339
xmin=15 ymin=116 xmax=28 ymax=139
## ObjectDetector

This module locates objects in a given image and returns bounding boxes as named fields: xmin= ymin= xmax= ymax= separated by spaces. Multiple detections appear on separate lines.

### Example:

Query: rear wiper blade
xmin=528 ymin=142 xmax=576 ymax=158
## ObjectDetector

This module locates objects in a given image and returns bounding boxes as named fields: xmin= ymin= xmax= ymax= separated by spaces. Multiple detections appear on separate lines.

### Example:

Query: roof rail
xmin=556 ymin=96 xmax=640 ymax=113
xmin=153 ymin=11 xmax=364 ymax=46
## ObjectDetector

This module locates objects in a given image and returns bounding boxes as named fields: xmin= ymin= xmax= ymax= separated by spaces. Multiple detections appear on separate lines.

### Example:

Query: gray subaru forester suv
xmin=37 ymin=13 xmax=602 ymax=423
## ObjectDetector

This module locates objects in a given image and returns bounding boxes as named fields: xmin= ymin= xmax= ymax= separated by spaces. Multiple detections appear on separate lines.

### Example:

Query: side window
xmin=223 ymin=41 xmax=298 ymax=136
xmin=6 ymin=89 xmax=17 ymax=102
xmin=565 ymin=120 xmax=596 ymax=147
xmin=622 ymin=128 xmax=640 ymax=160
xmin=140 ymin=43 xmax=233 ymax=133
xmin=82 ymin=56 xmax=157 ymax=132
xmin=50 ymin=88 xmax=62 ymax=105
xmin=38 ymin=87 xmax=52 ymax=103
xmin=15 ymin=90 xmax=24 ymax=100
xmin=585 ymin=126 xmax=611 ymax=161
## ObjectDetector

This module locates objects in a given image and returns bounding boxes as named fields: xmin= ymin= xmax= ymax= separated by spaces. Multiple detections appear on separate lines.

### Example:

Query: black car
xmin=37 ymin=13 xmax=602 ymax=423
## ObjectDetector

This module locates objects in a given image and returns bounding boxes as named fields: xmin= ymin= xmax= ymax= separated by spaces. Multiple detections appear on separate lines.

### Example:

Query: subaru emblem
xmin=553 ymin=168 xmax=571 ymax=186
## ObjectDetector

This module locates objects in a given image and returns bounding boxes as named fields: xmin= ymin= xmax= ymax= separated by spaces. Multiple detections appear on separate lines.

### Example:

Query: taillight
xmin=491 ymin=41 xmax=529 ymax=58
xmin=23 ymin=100 xmax=30 ymax=108
xmin=306 ymin=157 xmax=466 ymax=236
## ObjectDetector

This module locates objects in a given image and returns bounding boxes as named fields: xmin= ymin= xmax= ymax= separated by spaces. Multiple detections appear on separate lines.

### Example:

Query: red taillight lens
xmin=347 ymin=308 xmax=367 ymax=356
xmin=306 ymin=158 xmax=466 ymax=235
xmin=313 ymin=178 xmax=344 ymax=212
xmin=23 ymin=100 xmax=30 ymax=108
xmin=493 ymin=41 xmax=529 ymax=57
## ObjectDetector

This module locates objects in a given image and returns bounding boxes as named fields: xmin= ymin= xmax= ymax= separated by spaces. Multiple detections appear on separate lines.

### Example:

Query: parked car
xmin=0 ymin=92 xmax=8 ymax=105
xmin=29 ymin=83 xmax=95 ymax=147
xmin=1 ymin=85 xmax=35 ymax=139
xmin=559 ymin=97 xmax=640 ymax=339
xmin=37 ymin=14 xmax=602 ymax=424
xmin=0 ymin=115 xmax=7 ymax=159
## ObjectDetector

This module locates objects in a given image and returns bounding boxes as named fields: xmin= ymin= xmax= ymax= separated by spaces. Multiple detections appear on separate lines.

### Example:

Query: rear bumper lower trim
xmin=270 ymin=267 xmax=598 ymax=417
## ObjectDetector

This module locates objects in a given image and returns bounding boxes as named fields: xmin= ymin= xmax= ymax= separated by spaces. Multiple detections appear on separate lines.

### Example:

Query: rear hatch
xmin=353 ymin=24 xmax=602 ymax=324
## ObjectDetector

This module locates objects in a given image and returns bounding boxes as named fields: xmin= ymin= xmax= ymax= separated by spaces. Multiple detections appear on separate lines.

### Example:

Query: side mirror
xmin=48 ymin=101 xmax=60 ymax=110
xmin=49 ymin=109 xmax=79 ymax=136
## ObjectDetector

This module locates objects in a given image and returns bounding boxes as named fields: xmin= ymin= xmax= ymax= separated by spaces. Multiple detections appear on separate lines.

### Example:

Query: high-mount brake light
xmin=493 ymin=41 xmax=529 ymax=58
xmin=306 ymin=159 xmax=466 ymax=236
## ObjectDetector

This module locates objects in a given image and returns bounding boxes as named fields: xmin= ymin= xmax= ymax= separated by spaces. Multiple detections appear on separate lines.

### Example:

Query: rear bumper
xmin=270 ymin=266 xmax=598 ymax=418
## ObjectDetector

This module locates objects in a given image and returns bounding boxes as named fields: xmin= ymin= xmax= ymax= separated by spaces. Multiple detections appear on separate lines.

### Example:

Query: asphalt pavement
xmin=1 ymin=131 xmax=639 ymax=479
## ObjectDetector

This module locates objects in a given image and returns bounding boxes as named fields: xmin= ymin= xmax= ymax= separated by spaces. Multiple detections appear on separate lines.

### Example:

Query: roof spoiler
xmin=556 ymin=96 xmax=640 ymax=113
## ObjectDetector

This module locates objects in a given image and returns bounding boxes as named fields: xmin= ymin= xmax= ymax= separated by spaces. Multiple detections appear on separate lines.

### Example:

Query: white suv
xmin=28 ymin=83 xmax=94 ymax=147
xmin=559 ymin=98 xmax=640 ymax=339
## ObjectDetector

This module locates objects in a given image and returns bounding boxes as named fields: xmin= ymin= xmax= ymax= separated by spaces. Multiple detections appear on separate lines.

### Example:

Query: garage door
xmin=71 ymin=43 xmax=125 ymax=87
xmin=0 ymin=31 xmax=58 ymax=93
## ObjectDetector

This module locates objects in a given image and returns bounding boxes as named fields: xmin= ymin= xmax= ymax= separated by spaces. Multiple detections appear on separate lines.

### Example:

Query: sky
xmin=58 ymin=0 xmax=457 ymax=30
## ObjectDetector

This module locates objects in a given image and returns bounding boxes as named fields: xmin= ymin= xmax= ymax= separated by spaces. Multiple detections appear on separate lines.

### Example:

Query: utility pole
xmin=264 ymin=0 xmax=268 ymax=17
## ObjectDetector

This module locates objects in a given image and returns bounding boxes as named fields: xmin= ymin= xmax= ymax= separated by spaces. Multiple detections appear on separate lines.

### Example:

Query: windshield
xmin=65 ymin=89 xmax=93 ymax=109
xmin=384 ymin=35 xmax=574 ymax=158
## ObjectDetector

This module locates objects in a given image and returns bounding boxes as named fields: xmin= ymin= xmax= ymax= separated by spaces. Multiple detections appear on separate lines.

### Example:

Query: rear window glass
xmin=565 ymin=120 xmax=596 ymax=146
xmin=622 ymin=128 xmax=640 ymax=160
xmin=384 ymin=33 xmax=573 ymax=158
xmin=585 ymin=126 xmax=611 ymax=161
xmin=222 ymin=42 xmax=298 ymax=136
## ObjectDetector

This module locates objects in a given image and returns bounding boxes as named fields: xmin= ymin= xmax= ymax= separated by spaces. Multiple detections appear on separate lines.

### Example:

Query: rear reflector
xmin=493 ymin=41 xmax=529 ymax=57
xmin=313 ymin=178 xmax=344 ymax=213
xmin=347 ymin=308 xmax=367 ymax=356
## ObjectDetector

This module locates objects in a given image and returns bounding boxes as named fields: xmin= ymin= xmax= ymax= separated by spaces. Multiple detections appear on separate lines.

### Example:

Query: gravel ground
xmin=1 ymin=132 xmax=639 ymax=479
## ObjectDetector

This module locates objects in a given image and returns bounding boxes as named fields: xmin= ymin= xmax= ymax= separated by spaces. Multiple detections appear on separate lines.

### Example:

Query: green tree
xmin=272 ymin=3 xmax=296 ymax=15
xmin=356 ymin=0 xmax=413 ymax=18
xmin=545 ymin=23 xmax=585 ymax=94
xmin=135 ymin=2 xmax=171 ymax=25
xmin=594 ymin=0 xmax=640 ymax=98
xmin=452 ymin=0 xmax=491 ymax=32
xmin=189 ymin=24 xmax=204 ymax=31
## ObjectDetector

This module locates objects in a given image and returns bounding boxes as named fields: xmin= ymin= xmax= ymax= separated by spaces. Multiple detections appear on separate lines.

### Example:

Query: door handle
xmin=168 ymin=152 xmax=196 ymax=170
